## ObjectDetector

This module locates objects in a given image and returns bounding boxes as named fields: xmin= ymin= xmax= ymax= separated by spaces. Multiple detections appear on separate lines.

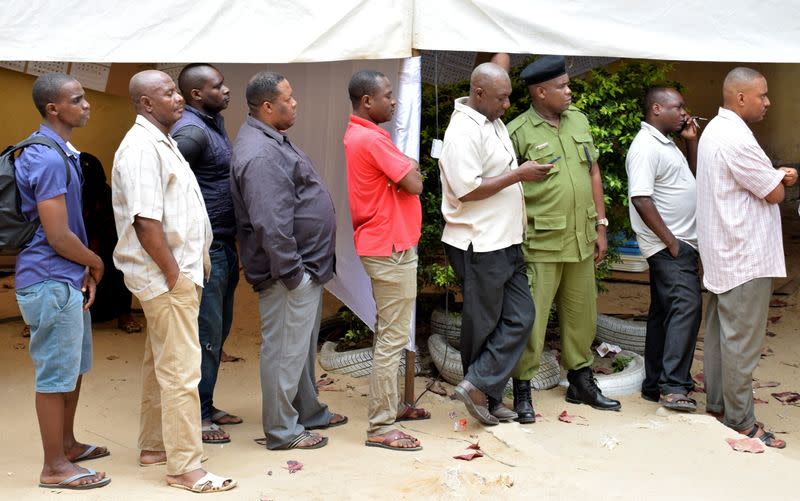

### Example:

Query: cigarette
xmin=691 ymin=116 xmax=708 ymax=128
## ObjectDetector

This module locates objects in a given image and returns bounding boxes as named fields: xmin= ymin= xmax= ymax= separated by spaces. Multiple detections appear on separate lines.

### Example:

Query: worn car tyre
xmin=317 ymin=341 xmax=421 ymax=378
xmin=595 ymin=314 xmax=647 ymax=355
xmin=430 ymin=306 xmax=462 ymax=349
xmin=558 ymin=350 xmax=645 ymax=397
xmin=427 ymin=334 xmax=561 ymax=391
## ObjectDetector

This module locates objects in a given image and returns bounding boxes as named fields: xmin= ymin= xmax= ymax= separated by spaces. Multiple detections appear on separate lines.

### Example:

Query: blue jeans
xmin=198 ymin=240 xmax=239 ymax=420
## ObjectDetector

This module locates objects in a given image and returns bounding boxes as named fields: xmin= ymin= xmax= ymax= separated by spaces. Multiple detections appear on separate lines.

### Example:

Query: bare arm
xmin=396 ymin=158 xmax=423 ymax=195
xmin=764 ymin=182 xmax=785 ymax=204
xmin=133 ymin=215 xmax=180 ymax=290
xmin=631 ymin=196 xmax=679 ymax=257
xmin=590 ymin=162 xmax=607 ymax=263
xmin=38 ymin=195 xmax=104 ymax=309
xmin=459 ymin=161 xmax=553 ymax=202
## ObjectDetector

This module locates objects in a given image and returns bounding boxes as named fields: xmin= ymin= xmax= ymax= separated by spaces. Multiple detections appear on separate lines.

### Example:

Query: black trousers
xmin=445 ymin=243 xmax=534 ymax=400
xmin=643 ymin=240 xmax=702 ymax=396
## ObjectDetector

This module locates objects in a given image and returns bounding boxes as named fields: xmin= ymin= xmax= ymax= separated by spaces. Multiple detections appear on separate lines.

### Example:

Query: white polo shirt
xmin=626 ymin=121 xmax=697 ymax=258
xmin=112 ymin=115 xmax=212 ymax=301
xmin=696 ymin=107 xmax=785 ymax=294
xmin=438 ymin=97 xmax=526 ymax=252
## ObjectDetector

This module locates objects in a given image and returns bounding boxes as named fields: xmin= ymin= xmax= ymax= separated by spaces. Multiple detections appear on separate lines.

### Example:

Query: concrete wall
xmin=670 ymin=61 xmax=800 ymax=165
xmin=0 ymin=67 xmax=137 ymax=175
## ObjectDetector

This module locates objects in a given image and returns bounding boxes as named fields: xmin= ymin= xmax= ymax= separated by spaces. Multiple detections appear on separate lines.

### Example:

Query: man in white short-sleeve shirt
xmin=626 ymin=87 xmax=701 ymax=412
xmin=696 ymin=67 xmax=797 ymax=449
xmin=438 ymin=63 xmax=551 ymax=426
xmin=112 ymin=70 xmax=235 ymax=493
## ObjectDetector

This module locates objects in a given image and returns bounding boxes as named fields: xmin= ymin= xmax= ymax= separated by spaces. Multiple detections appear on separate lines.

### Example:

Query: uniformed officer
xmin=507 ymin=55 xmax=621 ymax=421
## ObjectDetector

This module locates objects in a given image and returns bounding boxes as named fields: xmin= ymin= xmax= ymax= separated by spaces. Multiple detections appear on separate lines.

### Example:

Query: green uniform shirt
xmin=507 ymin=105 xmax=600 ymax=263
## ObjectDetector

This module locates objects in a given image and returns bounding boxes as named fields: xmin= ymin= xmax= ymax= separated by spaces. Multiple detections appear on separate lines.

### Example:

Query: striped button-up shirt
xmin=696 ymin=107 xmax=785 ymax=294
xmin=112 ymin=115 xmax=212 ymax=301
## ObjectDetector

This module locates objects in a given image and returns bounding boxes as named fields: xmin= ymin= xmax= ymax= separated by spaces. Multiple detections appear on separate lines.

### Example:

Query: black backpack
xmin=0 ymin=136 xmax=72 ymax=255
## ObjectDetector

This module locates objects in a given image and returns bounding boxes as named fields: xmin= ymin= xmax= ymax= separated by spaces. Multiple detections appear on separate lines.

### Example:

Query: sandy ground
xmin=1 ymin=203 xmax=799 ymax=500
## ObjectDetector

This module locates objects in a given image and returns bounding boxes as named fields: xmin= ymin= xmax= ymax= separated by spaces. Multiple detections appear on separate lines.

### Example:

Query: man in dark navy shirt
xmin=15 ymin=72 xmax=110 ymax=490
xmin=172 ymin=64 xmax=241 ymax=445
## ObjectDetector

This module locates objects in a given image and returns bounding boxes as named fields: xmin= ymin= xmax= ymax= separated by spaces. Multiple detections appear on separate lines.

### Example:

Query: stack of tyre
xmin=317 ymin=315 xmax=422 ymax=377
xmin=428 ymin=307 xmax=647 ymax=397
xmin=427 ymin=307 xmax=561 ymax=392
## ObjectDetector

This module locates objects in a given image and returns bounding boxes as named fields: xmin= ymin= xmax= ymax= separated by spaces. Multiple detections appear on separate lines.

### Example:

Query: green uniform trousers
xmin=513 ymin=256 xmax=596 ymax=381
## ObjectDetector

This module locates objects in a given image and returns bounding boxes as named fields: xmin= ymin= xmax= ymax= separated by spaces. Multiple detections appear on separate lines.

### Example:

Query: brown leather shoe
xmin=454 ymin=380 xmax=499 ymax=426
xmin=488 ymin=397 xmax=518 ymax=422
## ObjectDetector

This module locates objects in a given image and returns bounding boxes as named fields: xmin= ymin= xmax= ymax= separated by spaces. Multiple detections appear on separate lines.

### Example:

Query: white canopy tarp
xmin=2 ymin=0 xmax=799 ymax=62
xmin=0 ymin=0 xmax=413 ymax=63
xmin=414 ymin=0 xmax=800 ymax=63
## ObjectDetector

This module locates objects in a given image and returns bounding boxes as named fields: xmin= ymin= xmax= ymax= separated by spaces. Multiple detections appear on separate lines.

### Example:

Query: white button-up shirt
xmin=696 ymin=107 xmax=785 ymax=294
xmin=438 ymin=97 xmax=526 ymax=252
xmin=112 ymin=115 xmax=212 ymax=301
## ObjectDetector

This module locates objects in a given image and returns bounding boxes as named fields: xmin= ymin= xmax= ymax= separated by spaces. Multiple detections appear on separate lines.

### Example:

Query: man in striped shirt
xmin=696 ymin=67 xmax=797 ymax=449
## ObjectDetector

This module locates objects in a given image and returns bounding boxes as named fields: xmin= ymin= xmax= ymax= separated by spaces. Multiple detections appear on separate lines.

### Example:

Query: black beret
xmin=520 ymin=55 xmax=567 ymax=86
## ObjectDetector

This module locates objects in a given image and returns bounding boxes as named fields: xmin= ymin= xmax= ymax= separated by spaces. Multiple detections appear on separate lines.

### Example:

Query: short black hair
xmin=32 ymin=72 xmax=76 ymax=117
xmin=643 ymin=86 xmax=676 ymax=117
xmin=348 ymin=70 xmax=386 ymax=107
xmin=178 ymin=63 xmax=218 ymax=98
xmin=246 ymin=71 xmax=285 ymax=110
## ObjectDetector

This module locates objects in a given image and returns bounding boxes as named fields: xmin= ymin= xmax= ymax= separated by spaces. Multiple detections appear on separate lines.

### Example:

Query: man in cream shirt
xmin=112 ymin=70 xmax=235 ymax=493
xmin=438 ymin=63 xmax=551 ymax=426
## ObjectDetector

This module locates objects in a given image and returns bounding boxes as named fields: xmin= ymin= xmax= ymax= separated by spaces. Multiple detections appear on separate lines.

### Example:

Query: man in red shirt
xmin=344 ymin=70 xmax=426 ymax=452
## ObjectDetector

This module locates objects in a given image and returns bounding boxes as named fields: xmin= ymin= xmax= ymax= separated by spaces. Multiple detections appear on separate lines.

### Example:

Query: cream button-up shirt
xmin=438 ymin=97 xmax=526 ymax=252
xmin=112 ymin=115 xmax=212 ymax=301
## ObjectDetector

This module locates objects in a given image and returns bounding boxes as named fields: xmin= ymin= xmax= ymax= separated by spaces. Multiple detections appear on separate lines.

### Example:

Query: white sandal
xmin=168 ymin=472 xmax=237 ymax=493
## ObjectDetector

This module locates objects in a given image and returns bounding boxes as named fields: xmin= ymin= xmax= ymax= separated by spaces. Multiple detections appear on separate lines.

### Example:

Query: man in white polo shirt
xmin=697 ymin=67 xmax=797 ymax=449
xmin=438 ymin=63 xmax=551 ymax=426
xmin=626 ymin=87 xmax=701 ymax=413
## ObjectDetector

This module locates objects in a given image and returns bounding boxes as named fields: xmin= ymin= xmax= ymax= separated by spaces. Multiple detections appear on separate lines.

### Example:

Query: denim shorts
xmin=16 ymin=280 xmax=92 ymax=393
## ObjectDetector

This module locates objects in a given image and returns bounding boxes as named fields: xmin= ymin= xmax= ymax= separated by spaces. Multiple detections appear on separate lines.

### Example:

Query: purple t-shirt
xmin=14 ymin=125 xmax=88 ymax=291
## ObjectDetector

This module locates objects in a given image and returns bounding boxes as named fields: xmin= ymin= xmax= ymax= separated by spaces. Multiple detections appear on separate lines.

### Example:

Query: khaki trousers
xmin=361 ymin=248 xmax=418 ymax=435
xmin=138 ymin=273 xmax=204 ymax=475
xmin=704 ymin=277 xmax=772 ymax=431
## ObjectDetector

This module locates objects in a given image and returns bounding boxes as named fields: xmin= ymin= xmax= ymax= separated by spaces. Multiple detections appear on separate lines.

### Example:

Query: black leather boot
xmin=512 ymin=379 xmax=536 ymax=424
xmin=566 ymin=367 xmax=621 ymax=411
xmin=488 ymin=396 xmax=518 ymax=422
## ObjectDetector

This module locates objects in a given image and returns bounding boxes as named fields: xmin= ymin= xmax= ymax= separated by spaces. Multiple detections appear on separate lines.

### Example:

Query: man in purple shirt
xmin=15 ymin=73 xmax=109 ymax=490
xmin=231 ymin=71 xmax=345 ymax=450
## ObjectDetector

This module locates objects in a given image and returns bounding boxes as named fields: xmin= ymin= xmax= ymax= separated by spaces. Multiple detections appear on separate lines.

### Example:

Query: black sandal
xmin=745 ymin=424 xmax=786 ymax=449
xmin=658 ymin=393 xmax=697 ymax=412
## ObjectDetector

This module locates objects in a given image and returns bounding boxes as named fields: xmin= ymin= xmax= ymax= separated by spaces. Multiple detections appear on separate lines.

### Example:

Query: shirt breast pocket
xmin=525 ymin=144 xmax=560 ymax=175
xmin=573 ymin=133 xmax=596 ymax=168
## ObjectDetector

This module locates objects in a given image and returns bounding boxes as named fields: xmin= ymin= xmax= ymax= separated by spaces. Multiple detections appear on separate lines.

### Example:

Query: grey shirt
xmin=230 ymin=115 xmax=336 ymax=291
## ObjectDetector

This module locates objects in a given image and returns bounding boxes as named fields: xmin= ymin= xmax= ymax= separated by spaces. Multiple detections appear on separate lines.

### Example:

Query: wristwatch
xmin=595 ymin=217 xmax=609 ymax=227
